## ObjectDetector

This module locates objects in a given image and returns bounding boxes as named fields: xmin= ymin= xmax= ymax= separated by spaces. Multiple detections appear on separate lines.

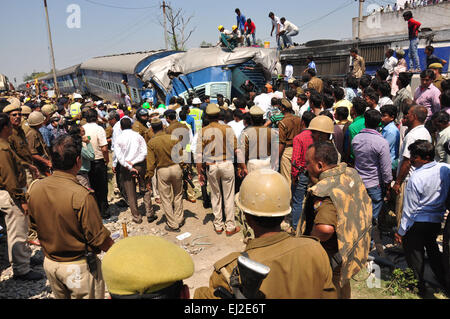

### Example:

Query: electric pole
xmin=357 ymin=0 xmax=365 ymax=40
xmin=43 ymin=0 xmax=59 ymax=97
xmin=161 ymin=1 xmax=169 ymax=50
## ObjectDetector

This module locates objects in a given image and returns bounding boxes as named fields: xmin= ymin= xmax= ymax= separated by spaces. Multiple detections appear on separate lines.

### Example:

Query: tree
xmin=159 ymin=3 xmax=195 ymax=51
xmin=23 ymin=72 xmax=48 ymax=82
xmin=200 ymin=40 xmax=213 ymax=47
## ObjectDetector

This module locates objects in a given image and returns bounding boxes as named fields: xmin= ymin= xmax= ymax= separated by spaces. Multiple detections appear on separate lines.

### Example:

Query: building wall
xmin=352 ymin=2 xmax=450 ymax=40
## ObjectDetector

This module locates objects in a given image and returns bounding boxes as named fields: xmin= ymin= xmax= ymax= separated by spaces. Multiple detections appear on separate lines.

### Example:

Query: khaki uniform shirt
xmin=308 ymin=76 xmax=323 ymax=93
xmin=26 ymin=127 xmax=50 ymax=158
xmin=132 ymin=120 xmax=152 ymax=143
xmin=434 ymin=74 xmax=445 ymax=93
xmin=105 ymin=125 xmax=113 ymax=141
xmin=146 ymin=131 xmax=180 ymax=179
xmin=193 ymin=232 xmax=337 ymax=299
xmin=195 ymin=121 xmax=237 ymax=163
xmin=0 ymin=138 xmax=26 ymax=203
xmin=21 ymin=119 xmax=30 ymax=135
xmin=238 ymin=126 xmax=274 ymax=163
xmin=278 ymin=113 xmax=302 ymax=148
xmin=8 ymin=125 xmax=33 ymax=168
xmin=27 ymin=171 xmax=111 ymax=262
xmin=352 ymin=55 xmax=366 ymax=79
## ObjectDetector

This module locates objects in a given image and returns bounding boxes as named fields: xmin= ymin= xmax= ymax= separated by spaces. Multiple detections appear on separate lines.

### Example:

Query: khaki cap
xmin=102 ymin=235 xmax=194 ymax=295
xmin=21 ymin=105 xmax=32 ymax=115
xmin=308 ymin=115 xmax=334 ymax=134
xmin=236 ymin=169 xmax=292 ymax=217
xmin=249 ymin=106 xmax=264 ymax=116
xmin=429 ymin=63 xmax=443 ymax=69
xmin=28 ymin=111 xmax=46 ymax=127
xmin=150 ymin=117 xmax=162 ymax=125
xmin=3 ymin=103 xmax=21 ymax=113
xmin=41 ymin=104 xmax=55 ymax=116
xmin=281 ymin=98 xmax=292 ymax=109
xmin=205 ymin=103 xmax=220 ymax=115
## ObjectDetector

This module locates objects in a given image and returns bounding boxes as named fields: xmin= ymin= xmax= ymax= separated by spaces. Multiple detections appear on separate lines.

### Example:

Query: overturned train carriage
xmin=138 ymin=47 xmax=281 ymax=105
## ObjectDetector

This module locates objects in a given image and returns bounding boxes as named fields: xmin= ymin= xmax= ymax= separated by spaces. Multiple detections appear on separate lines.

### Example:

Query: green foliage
xmin=23 ymin=72 xmax=47 ymax=82
xmin=385 ymin=268 xmax=418 ymax=296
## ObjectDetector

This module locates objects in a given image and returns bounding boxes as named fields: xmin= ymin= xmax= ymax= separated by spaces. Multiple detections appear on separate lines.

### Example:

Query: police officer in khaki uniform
xmin=26 ymin=111 xmax=52 ymax=176
xmin=299 ymin=141 xmax=372 ymax=299
xmin=102 ymin=235 xmax=194 ymax=299
xmin=195 ymin=103 xmax=242 ymax=236
xmin=28 ymin=134 xmax=114 ymax=299
xmin=20 ymin=105 xmax=32 ymax=134
xmin=194 ymin=169 xmax=337 ymax=299
xmin=278 ymin=98 xmax=302 ymax=185
xmin=237 ymin=106 xmax=278 ymax=173
xmin=0 ymin=113 xmax=43 ymax=281
xmin=133 ymin=108 xmax=153 ymax=143
xmin=146 ymin=117 xmax=184 ymax=232
xmin=3 ymin=103 xmax=39 ymax=184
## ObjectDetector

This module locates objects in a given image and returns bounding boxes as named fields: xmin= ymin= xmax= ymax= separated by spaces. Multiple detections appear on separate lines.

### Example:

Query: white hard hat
xmin=192 ymin=97 xmax=201 ymax=105
xmin=73 ymin=93 xmax=83 ymax=99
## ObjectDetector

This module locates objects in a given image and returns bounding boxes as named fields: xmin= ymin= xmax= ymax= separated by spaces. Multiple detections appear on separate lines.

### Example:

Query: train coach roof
xmin=81 ymin=50 xmax=167 ymax=74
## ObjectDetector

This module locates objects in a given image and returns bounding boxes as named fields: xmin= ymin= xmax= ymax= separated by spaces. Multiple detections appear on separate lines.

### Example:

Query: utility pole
xmin=161 ymin=1 xmax=169 ymax=50
xmin=43 ymin=0 xmax=59 ymax=97
xmin=357 ymin=0 xmax=365 ymax=41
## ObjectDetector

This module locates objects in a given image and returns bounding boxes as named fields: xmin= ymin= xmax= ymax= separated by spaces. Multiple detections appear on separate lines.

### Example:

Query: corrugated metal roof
xmin=80 ymin=50 xmax=167 ymax=74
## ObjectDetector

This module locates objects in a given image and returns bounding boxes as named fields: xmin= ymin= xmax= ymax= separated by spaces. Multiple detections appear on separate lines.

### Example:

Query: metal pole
xmin=162 ymin=1 xmax=168 ymax=50
xmin=358 ymin=0 xmax=365 ymax=40
xmin=43 ymin=0 xmax=59 ymax=97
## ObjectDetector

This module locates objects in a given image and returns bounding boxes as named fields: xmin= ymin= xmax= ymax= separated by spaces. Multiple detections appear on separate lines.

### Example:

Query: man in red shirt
xmin=403 ymin=11 xmax=421 ymax=72
xmin=244 ymin=18 xmax=256 ymax=47
xmin=290 ymin=111 xmax=316 ymax=234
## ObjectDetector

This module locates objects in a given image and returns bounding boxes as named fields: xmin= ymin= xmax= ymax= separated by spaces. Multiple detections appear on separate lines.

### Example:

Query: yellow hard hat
xmin=308 ymin=115 xmax=335 ymax=134
xmin=236 ymin=169 xmax=292 ymax=217
xmin=232 ymin=25 xmax=238 ymax=31
xmin=218 ymin=25 xmax=224 ymax=31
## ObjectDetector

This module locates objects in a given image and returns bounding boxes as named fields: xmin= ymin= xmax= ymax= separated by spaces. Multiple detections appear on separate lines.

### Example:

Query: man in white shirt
xmin=227 ymin=109 xmax=245 ymax=139
xmin=83 ymin=109 xmax=110 ymax=219
xmin=113 ymin=117 xmax=154 ymax=224
xmin=279 ymin=17 xmax=299 ymax=49
xmin=383 ymin=49 xmax=398 ymax=80
xmin=282 ymin=64 xmax=294 ymax=91
xmin=269 ymin=12 xmax=283 ymax=50
xmin=254 ymin=85 xmax=274 ymax=116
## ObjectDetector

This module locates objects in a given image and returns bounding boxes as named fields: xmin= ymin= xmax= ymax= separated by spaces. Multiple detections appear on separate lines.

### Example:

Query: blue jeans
xmin=245 ymin=33 xmax=256 ymax=46
xmin=408 ymin=38 xmax=420 ymax=70
xmin=291 ymin=172 xmax=309 ymax=231
xmin=366 ymin=185 xmax=384 ymax=224
xmin=282 ymin=30 xmax=299 ymax=47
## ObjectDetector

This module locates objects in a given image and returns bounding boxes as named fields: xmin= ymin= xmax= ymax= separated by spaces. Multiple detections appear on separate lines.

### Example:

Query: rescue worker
xmin=25 ymin=111 xmax=52 ymax=176
xmin=194 ymin=169 xmax=337 ymax=299
xmin=27 ymin=134 xmax=114 ymax=298
xmin=0 ymin=113 xmax=43 ymax=281
xmin=146 ymin=117 xmax=184 ymax=232
xmin=189 ymin=97 xmax=204 ymax=133
xmin=278 ymin=98 xmax=302 ymax=185
xmin=299 ymin=141 xmax=372 ymax=299
xmin=429 ymin=63 xmax=446 ymax=93
xmin=133 ymin=108 xmax=152 ymax=143
xmin=308 ymin=115 xmax=341 ymax=162
xmin=102 ymin=235 xmax=193 ymax=299
xmin=195 ymin=104 xmax=242 ymax=236
xmin=69 ymin=93 xmax=83 ymax=120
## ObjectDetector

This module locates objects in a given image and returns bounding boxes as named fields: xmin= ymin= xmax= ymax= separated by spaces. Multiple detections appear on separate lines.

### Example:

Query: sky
xmin=0 ymin=0 xmax=398 ymax=85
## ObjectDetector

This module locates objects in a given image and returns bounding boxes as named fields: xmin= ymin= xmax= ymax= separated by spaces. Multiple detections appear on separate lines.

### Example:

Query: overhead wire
xmin=82 ymin=0 xmax=159 ymax=10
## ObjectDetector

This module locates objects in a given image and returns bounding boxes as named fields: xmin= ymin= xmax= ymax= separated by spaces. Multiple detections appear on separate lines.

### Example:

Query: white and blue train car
xmin=80 ymin=50 xmax=179 ymax=104
xmin=138 ymin=47 xmax=280 ymax=105
xmin=36 ymin=64 xmax=87 ymax=95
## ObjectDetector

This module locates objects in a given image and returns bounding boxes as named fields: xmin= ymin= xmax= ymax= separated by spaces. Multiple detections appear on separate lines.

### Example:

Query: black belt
xmin=93 ymin=159 xmax=105 ymax=163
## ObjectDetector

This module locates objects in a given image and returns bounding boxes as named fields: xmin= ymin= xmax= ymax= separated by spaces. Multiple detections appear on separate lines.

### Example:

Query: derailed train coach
xmin=37 ymin=64 xmax=86 ymax=95
xmin=137 ymin=47 xmax=281 ymax=105
xmin=280 ymin=28 xmax=450 ymax=90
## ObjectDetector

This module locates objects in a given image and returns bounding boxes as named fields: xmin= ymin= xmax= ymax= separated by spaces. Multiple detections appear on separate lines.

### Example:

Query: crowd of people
xmin=1 ymin=10 xmax=450 ymax=298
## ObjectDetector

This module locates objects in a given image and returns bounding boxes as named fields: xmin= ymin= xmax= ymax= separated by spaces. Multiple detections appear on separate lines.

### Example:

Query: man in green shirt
xmin=344 ymin=97 xmax=367 ymax=164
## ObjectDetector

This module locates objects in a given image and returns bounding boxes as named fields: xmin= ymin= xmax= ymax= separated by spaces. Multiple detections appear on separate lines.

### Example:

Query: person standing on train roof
xmin=403 ymin=11 xmax=421 ymax=72
xmin=235 ymin=8 xmax=246 ymax=34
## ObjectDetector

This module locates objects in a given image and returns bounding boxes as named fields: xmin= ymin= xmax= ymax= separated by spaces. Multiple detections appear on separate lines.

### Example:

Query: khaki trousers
xmin=151 ymin=175 xmax=159 ymax=198
xmin=0 ymin=190 xmax=31 ymax=276
xmin=157 ymin=164 xmax=184 ymax=229
xmin=207 ymin=161 xmax=236 ymax=232
xmin=247 ymin=157 xmax=272 ymax=173
xmin=43 ymin=256 xmax=105 ymax=299
xmin=120 ymin=162 xmax=153 ymax=221
xmin=395 ymin=182 xmax=406 ymax=228
xmin=280 ymin=146 xmax=293 ymax=185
